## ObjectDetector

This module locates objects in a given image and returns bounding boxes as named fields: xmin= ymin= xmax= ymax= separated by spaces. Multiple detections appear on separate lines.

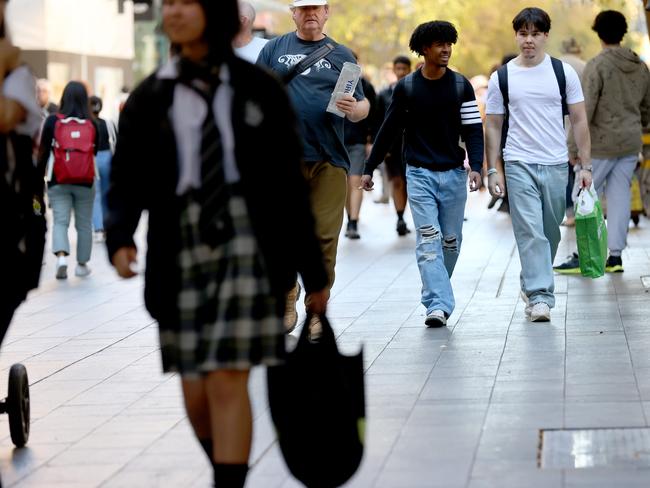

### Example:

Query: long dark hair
xmin=59 ymin=81 xmax=91 ymax=119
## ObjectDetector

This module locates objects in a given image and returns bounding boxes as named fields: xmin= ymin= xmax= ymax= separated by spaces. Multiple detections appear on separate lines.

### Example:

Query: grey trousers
xmin=592 ymin=154 xmax=638 ymax=256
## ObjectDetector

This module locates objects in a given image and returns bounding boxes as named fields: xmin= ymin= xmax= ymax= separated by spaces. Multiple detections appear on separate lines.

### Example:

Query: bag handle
xmin=297 ymin=312 xmax=337 ymax=348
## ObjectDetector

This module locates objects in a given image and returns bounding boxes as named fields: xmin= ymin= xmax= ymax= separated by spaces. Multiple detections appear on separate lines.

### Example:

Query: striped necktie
xmin=195 ymin=84 xmax=233 ymax=247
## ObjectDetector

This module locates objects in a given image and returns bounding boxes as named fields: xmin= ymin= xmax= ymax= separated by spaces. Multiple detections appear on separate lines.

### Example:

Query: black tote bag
xmin=267 ymin=314 xmax=365 ymax=488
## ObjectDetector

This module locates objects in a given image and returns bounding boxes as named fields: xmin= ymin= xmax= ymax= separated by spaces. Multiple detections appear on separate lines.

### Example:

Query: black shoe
xmin=497 ymin=200 xmax=510 ymax=213
xmin=396 ymin=219 xmax=410 ymax=236
xmin=345 ymin=222 xmax=360 ymax=239
xmin=553 ymin=252 xmax=580 ymax=274
xmin=605 ymin=255 xmax=624 ymax=273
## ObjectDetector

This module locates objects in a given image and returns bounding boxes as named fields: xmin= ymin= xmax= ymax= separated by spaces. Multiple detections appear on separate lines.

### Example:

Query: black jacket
xmin=105 ymin=56 xmax=328 ymax=330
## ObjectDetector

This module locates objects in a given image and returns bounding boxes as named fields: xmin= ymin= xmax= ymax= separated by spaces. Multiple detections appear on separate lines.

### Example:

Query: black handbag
xmin=267 ymin=314 xmax=365 ymax=488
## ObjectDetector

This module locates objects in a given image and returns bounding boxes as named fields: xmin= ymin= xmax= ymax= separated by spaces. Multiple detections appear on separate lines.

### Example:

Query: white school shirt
xmin=157 ymin=58 xmax=240 ymax=195
xmin=485 ymin=55 xmax=583 ymax=165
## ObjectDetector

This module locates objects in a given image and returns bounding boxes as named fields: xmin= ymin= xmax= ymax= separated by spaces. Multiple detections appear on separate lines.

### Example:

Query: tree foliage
xmin=319 ymin=0 xmax=648 ymax=82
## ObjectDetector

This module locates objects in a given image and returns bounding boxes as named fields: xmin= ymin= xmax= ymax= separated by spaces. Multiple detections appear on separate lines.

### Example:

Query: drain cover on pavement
xmin=539 ymin=428 xmax=650 ymax=469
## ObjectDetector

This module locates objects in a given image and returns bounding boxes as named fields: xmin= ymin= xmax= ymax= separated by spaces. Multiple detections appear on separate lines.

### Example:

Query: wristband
xmin=582 ymin=166 xmax=592 ymax=172
xmin=486 ymin=168 xmax=498 ymax=176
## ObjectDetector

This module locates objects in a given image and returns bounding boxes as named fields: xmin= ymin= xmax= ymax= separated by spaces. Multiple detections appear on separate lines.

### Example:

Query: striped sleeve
xmin=460 ymin=100 xmax=481 ymax=125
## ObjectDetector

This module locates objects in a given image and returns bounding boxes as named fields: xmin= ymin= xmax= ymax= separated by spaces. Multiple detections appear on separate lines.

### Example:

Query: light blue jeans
xmin=92 ymin=150 xmax=112 ymax=232
xmin=48 ymin=184 xmax=95 ymax=263
xmin=406 ymin=165 xmax=467 ymax=317
xmin=505 ymin=161 xmax=567 ymax=308
xmin=592 ymin=154 xmax=638 ymax=256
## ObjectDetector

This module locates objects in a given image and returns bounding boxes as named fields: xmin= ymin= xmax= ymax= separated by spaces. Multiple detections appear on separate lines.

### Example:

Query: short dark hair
xmin=393 ymin=55 xmax=411 ymax=67
xmin=89 ymin=95 xmax=103 ymax=115
xmin=592 ymin=10 xmax=627 ymax=44
xmin=512 ymin=7 xmax=551 ymax=33
xmin=409 ymin=21 xmax=458 ymax=57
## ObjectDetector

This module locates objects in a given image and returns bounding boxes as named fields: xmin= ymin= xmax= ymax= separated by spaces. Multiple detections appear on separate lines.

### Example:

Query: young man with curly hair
xmin=362 ymin=21 xmax=484 ymax=328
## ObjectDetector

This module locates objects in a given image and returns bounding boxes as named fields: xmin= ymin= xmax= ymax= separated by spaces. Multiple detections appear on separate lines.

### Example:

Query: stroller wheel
xmin=7 ymin=364 xmax=30 ymax=447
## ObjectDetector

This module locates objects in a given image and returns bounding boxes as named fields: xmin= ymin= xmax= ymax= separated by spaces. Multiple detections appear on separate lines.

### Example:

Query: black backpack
xmin=497 ymin=57 xmax=568 ymax=150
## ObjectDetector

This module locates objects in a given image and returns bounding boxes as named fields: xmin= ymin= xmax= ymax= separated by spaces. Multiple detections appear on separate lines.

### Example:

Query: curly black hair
xmin=409 ymin=21 xmax=458 ymax=57
xmin=512 ymin=7 xmax=551 ymax=34
xmin=592 ymin=10 xmax=627 ymax=44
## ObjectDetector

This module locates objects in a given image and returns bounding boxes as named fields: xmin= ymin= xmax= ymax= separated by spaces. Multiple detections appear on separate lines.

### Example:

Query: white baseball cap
xmin=291 ymin=0 xmax=328 ymax=7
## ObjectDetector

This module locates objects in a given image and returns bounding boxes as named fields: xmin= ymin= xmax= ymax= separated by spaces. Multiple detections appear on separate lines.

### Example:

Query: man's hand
xmin=488 ymin=172 xmax=506 ymax=198
xmin=306 ymin=289 xmax=328 ymax=315
xmin=468 ymin=171 xmax=482 ymax=192
xmin=578 ymin=169 xmax=592 ymax=189
xmin=360 ymin=174 xmax=374 ymax=191
xmin=112 ymin=246 xmax=138 ymax=278
xmin=335 ymin=95 xmax=358 ymax=118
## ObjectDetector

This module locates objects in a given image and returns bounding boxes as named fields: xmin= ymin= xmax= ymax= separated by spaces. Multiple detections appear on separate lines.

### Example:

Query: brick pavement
xmin=1 ymin=189 xmax=649 ymax=487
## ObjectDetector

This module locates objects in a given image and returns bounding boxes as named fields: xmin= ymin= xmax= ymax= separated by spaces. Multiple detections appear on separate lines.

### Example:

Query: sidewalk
xmin=1 ymin=188 xmax=649 ymax=487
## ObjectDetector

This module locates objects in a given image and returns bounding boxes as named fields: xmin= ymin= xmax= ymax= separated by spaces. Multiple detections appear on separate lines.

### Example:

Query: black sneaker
xmin=396 ymin=219 xmax=410 ymax=236
xmin=345 ymin=222 xmax=360 ymax=239
xmin=553 ymin=253 xmax=581 ymax=274
xmin=605 ymin=255 xmax=624 ymax=273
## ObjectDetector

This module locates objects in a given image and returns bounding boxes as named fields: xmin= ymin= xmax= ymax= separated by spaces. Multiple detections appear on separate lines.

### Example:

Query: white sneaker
xmin=521 ymin=291 xmax=532 ymax=317
xmin=529 ymin=302 xmax=550 ymax=322
xmin=425 ymin=310 xmax=447 ymax=328
xmin=75 ymin=263 xmax=91 ymax=277
xmin=93 ymin=231 xmax=105 ymax=243
xmin=55 ymin=256 xmax=68 ymax=280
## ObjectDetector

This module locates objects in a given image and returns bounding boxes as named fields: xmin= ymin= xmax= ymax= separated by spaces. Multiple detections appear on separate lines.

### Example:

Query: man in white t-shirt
xmin=233 ymin=1 xmax=268 ymax=63
xmin=485 ymin=7 xmax=592 ymax=322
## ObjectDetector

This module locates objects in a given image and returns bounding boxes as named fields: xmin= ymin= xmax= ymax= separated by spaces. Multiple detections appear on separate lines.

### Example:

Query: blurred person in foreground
xmin=0 ymin=0 xmax=45 ymax=337
xmin=105 ymin=1 xmax=327 ymax=486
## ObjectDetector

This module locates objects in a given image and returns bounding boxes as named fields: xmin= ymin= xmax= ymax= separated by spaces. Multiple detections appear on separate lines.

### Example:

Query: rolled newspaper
xmin=326 ymin=62 xmax=362 ymax=117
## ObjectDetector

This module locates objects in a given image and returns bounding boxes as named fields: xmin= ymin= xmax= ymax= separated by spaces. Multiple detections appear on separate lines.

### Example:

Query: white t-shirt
xmin=234 ymin=37 xmax=268 ymax=64
xmin=486 ymin=55 xmax=583 ymax=165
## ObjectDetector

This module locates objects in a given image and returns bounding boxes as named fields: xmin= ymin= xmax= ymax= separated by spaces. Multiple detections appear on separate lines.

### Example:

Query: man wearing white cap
xmin=258 ymin=0 xmax=370 ymax=337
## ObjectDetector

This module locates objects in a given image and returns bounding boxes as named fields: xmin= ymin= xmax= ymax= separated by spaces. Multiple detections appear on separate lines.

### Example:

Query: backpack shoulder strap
xmin=497 ymin=64 xmax=509 ymax=108
xmin=453 ymin=71 xmax=465 ymax=103
xmin=550 ymin=56 xmax=568 ymax=117
xmin=497 ymin=64 xmax=509 ymax=151
xmin=403 ymin=72 xmax=415 ymax=100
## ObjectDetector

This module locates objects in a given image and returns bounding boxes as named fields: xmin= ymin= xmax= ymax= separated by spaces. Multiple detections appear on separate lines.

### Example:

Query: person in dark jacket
xmin=0 ymin=0 xmax=45 ymax=341
xmin=105 ymin=1 xmax=327 ymax=486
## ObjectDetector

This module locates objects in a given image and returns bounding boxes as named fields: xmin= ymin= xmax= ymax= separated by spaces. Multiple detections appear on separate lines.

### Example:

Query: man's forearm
xmin=572 ymin=118 xmax=591 ymax=165
xmin=485 ymin=125 xmax=502 ymax=170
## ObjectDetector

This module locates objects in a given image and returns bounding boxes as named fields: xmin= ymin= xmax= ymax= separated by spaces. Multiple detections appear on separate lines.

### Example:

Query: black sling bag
xmin=282 ymin=42 xmax=336 ymax=84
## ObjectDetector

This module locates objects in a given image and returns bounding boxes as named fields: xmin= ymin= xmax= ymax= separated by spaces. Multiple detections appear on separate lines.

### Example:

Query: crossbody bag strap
xmin=497 ymin=64 xmax=510 ymax=152
xmin=283 ymin=42 xmax=336 ymax=84
xmin=550 ymin=56 xmax=568 ymax=117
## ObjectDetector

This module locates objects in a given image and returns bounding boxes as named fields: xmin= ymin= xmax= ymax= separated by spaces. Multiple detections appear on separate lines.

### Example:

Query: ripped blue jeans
xmin=406 ymin=165 xmax=467 ymax=317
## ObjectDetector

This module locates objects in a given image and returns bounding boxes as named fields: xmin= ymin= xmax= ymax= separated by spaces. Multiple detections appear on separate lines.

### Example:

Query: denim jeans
xmin=48 ymin=184 xmax=95 ymax=263
xmin=92 ymin=150 xmax=112 ymax=232
xmin=406 ymin=165 xmax=467 ymax=317
xmin=592 ymin=154 xmax=638 ymax=256
xmin=505 ymin=161 xmax=567 ymax=308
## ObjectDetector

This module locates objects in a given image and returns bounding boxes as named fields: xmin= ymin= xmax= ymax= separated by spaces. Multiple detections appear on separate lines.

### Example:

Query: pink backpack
xmin=52 ymin=115 xmax=95 ymax=185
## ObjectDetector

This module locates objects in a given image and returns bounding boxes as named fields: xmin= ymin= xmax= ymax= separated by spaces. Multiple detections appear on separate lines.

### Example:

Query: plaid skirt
xmin=159 ymin=192 xmax=285 ymax=377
